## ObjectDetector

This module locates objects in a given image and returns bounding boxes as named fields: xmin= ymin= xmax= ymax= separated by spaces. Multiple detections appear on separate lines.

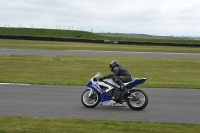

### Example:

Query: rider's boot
xmin=121 ymin=85 xmax=129 ymax=98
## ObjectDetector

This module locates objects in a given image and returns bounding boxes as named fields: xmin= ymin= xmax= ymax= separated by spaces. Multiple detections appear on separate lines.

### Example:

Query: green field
xmin=0 ymin=117 xmax=200 ymax=133
xmin=1 ymin=27 xmax=200 ymax=44
xmin=1 ymin=39 xmax=200 ymax=53
xmin=0 ymin=56 xmax=199 ymax=89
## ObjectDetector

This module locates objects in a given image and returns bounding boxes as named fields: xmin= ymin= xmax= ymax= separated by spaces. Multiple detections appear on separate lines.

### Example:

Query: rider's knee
xmin=112 ymin=76 xmax=119 ymax=83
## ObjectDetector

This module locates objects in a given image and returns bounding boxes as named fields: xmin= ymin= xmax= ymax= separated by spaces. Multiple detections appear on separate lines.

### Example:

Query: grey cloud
xmin=0 ymin=0 xmax=200 ymax=36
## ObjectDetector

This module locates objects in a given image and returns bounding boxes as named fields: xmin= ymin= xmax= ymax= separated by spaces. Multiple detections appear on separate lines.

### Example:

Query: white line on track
xmin=0 ymin=83 xmax=31 ymax=85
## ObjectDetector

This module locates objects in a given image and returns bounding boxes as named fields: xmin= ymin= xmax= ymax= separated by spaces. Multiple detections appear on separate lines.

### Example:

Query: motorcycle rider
xmin=99 ymin=60 xmax=132 ymax=98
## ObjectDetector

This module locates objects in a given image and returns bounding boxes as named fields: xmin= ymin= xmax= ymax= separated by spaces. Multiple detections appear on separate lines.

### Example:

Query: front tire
xmin=127 ymin=89 xmax=149 ymax=110
xmin=81 ymin=89 xmax=100 ymax=108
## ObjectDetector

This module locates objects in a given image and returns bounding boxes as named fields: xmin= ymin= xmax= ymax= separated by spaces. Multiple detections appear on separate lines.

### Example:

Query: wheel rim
xmin=129 ymin=91 xmax=146 ymax=107
xmin=83 ymin=90 xmax=98 ymax=106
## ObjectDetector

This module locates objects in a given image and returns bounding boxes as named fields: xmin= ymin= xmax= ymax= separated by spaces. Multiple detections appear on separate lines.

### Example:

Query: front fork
xmin=88 ymin=89 xmax=94 ymax=98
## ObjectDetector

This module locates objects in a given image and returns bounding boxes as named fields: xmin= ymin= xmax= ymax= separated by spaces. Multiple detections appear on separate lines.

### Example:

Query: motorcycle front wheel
xmin=81 ymin=89 xmax=100 ymax=108
xmin=127 ymin=89 xmax=149 ymax=110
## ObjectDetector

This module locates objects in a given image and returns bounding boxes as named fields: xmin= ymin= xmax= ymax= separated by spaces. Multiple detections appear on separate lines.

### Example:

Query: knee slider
xmin=113 ymin=76 xmax=119 ymax=83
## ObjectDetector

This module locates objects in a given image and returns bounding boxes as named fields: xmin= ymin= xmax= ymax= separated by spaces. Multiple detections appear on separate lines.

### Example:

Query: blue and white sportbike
xmin=81 ymin=72 xmax=149 ymax=110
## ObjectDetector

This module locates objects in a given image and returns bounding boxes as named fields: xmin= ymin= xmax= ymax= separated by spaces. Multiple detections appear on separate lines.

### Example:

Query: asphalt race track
xmin=0 ymin=49 xmax=200 ymax=124
xmin=0 ymin=49 xmax=200 ymax=58
xmin=0 ymin=85 xmax=200 ymax=124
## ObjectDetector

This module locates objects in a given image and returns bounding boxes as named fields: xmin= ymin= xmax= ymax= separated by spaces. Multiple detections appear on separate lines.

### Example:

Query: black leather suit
xmin=103 ymin=65 xmax=132 ymax=90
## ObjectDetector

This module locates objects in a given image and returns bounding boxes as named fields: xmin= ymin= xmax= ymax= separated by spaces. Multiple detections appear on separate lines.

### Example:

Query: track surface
xmin=0 ymin=85 xmax=200 ymax=124
xmin=0 ymin=49 xmax=200 ymax=58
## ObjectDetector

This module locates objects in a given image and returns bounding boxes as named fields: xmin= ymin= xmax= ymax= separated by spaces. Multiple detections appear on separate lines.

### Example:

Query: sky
xmin=0 ymin=0 xmax=200 ymax=36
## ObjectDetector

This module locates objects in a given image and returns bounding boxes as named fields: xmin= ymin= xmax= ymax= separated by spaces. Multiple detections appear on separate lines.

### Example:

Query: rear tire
xmin=127 ymin=89 xmax=148 ymax=110
xmin=81 ymin=89 xmax=100 ymax=108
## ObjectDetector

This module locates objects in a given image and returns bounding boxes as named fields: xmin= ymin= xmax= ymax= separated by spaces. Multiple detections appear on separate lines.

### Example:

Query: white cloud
xmin=0 ymin=0 xmax=200 ymax=36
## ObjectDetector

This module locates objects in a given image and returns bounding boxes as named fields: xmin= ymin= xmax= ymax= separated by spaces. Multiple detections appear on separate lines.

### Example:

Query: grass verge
xmin=1 ymin=27 xmax=200 ymax=44
xmin=0 ymin=117 xmax=200 ymax=133
xmin=0 ymin=39 xmax=200 ymax=53
xmin=0 ymin=56 xmax=199 ymax=89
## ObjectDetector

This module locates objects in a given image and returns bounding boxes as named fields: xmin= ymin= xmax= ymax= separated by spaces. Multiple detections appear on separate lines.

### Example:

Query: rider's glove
xmin=99 ymin=77 xmax=104 ymax=81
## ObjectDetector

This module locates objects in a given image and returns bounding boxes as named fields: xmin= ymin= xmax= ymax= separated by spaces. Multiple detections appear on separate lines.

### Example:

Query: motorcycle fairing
xmin=125 ymin=78 xmax=147 ymax=89
xmin=87 ymin=81 xmax=110 ymax=102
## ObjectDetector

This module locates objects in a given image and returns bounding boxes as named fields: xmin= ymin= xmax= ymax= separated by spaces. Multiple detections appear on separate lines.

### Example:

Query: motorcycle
xmin=81 ymin=72 xmax=149 ymax=110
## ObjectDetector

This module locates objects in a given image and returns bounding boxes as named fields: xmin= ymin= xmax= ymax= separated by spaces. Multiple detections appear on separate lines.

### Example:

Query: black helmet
xmin=109 ymin=60 xmax=119 ymax=71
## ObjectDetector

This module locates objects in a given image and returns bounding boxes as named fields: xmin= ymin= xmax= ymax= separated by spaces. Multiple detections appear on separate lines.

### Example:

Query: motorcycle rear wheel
xmin=81 ymin=89 xmax=100 ymax=108
xmin=127 ymin=89 xmax=148 ymax=110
